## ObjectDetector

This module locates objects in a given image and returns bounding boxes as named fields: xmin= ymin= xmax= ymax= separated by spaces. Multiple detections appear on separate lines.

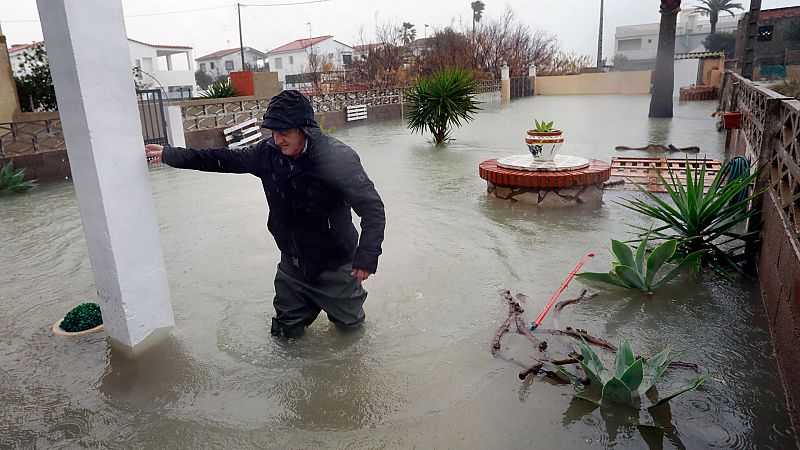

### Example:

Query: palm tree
xmin=649 ymin=0 xmax=682 ymax=118
xmin=406 ymin=67 xmax=481 ymax=145
xmin=471 ymin=1 xmax=485 ymax=34
xmin=401 ymin=22 xmax=416 ymax=46
xmin=693 ymin=0 xmax=743 ymax=34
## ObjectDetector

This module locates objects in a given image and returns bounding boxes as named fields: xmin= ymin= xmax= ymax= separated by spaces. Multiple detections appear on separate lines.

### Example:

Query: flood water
xmin=1 ymin=95 xmax=797 ymax=449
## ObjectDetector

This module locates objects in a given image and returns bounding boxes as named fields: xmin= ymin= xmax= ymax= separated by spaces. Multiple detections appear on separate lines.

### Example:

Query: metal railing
xmin=0 ymin=117 xmax=65 ymax=158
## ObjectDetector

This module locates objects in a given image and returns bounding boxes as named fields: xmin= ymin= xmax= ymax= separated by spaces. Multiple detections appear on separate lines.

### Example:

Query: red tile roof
xmin=127 ymin=38 xmax=192 ymax=50
xmin=197 ymin=47 xmax=242 ymax=60
xmin=268 ymin=35 xmax=332 ymax=54
xmin=8 ymin=41 xmax=43 ymax=55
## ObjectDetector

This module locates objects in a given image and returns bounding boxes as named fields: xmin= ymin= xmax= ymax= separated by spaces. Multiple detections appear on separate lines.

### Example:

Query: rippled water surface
xmin=1 ymin=95 xmax=796 ymax=449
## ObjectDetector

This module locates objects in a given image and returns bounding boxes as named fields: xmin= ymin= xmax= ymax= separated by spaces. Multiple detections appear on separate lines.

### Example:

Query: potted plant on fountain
xmin=53 ymin=302 xmax=104 ymax=336
xmin=526 ymin=119 xmax=564 ymax=161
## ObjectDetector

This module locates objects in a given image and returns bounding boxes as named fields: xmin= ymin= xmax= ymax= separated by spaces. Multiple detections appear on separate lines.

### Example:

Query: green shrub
xmin=60 ymin=303 xmax=103 ymax=332
xmin=0 ymin=160 xmax=38 ymax=195
xmin=619 ymin=159 xmax=760 ymax=276
xmin=406 ymin=67 xmax=481 ymax=145
xmin=577 ymin=232 xmax=707 ymax=293
xmin=200 ymin=79 xmax=239 ymax=98
xmin=559 ymin=338 xmax=712 ymax=407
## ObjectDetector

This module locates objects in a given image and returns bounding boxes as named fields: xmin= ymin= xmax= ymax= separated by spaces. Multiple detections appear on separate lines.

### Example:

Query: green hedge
xmin=60 ymin=303 xmax=103 ymax=332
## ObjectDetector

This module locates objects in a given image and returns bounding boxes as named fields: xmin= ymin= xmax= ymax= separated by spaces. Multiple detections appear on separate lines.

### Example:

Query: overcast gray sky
xmin=2 ymin=0 xmax=797 ymax=60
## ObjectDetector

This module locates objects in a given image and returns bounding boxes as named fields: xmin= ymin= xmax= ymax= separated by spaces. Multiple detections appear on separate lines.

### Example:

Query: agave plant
xmin=558 ymin=339 xmax=712 ymax=408
xmin=406 ymin=67 xmax=481 ymax=145
xmin=576 ymin=232 xmax=706 ymax=293
xmin=0 ymin=160 xmax=38 ymax=195
xmin=619 ymin=159 xmax=760 ymax=275
xmin=200 ymin=79 xmax=239 ymax=99
xmin=533 ymin=119 xmax=555 ymax=132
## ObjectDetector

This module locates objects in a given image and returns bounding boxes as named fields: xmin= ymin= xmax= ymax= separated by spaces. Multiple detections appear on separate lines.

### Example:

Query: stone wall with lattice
xmin=0 ymin=115 xmax=65 ymax=158
xmin=721 ymin=71 xmax=800 ymax=432
xmin=179 ymin=81 xmax=503 ymax=132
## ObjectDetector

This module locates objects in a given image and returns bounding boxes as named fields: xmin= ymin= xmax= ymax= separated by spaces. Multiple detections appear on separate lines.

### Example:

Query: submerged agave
xmin=558 ymin=339 xmax=712 ymax=408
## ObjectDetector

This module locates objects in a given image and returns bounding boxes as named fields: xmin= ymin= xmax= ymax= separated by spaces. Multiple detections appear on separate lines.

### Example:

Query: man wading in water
xmin=145 ymin=90 xmax=385 ymax=338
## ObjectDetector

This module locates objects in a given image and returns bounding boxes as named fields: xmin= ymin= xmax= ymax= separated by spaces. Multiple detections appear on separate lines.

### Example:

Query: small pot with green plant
xmin=53 ymin=303 xmax=104 ymax=336
xmin=525 ymin=119 xmax=563 ymax=161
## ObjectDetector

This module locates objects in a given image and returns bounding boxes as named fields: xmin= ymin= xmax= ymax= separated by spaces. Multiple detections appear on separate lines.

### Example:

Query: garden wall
xmin=534 ymin=70 xmax=652 ymax=95
xmin=721 ymin=71 xmax=800 ymax=434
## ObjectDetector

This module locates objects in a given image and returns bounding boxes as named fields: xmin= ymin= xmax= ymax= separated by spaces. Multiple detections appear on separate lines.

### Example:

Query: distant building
xmin=195 ymin=46 xmax=268 ymax=79
xmin=10 ymin=38 xmax=197 ymax=98
xmin=266 ymin=35 xmax=355 ymax=89
xmin=407 ymin=37 xmax=433 ymax=57
xmin=734 ymin=5 xmax=800 ymax=74
xmin=614 ymin=9 xmax=741 ymax=67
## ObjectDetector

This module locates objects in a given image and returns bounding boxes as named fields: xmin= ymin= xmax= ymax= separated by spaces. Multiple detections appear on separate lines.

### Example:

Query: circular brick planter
xmin=479 ymin=158 xmax=611 ymax=206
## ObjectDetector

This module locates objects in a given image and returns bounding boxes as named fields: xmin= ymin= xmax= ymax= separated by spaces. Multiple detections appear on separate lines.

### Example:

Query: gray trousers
xmin=270 ymin=260 xmax=367 ymax=338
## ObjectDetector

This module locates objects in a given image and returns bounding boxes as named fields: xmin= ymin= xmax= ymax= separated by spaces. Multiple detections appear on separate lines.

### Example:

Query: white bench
xmin=223 ymin=118 xmax=261 ymax=148
xmin=346 ymin=104 xmax=368 ymax=122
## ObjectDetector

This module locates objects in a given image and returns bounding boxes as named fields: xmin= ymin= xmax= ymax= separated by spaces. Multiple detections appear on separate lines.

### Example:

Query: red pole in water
xmin=531 ymin=253 xmax=595 ymax=330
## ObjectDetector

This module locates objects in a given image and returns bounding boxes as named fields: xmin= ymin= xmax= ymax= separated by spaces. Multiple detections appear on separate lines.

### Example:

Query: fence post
xmin=164 ymin=105 xmax=185 ymax=148
xmin=529 ymin=64 xmax=537 ymax=96
xmin=501 ymin=63 xmax=510 ymax=103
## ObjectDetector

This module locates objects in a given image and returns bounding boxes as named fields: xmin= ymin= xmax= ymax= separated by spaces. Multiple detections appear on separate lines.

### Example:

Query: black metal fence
xmin=510 ymin=76 xmax=534 ymax=99
xmin=136 ymin=89 xmax=169 ymax=146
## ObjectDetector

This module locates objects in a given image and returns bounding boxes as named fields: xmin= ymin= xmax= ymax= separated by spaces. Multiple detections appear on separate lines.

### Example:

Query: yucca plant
xmin=619 ymin=159 xmax=761 ymax=275
xmin=200 ymin=79 xmax=239 ymax=98
xmin=558 ymin=339 xmax=712 ymax=408
xmin=406 ymin=67 xmax=481 ymax=145
xmin=0 ymin=160 xmax=38 ymax=195
xmin=577 ymin=232 xmax=706 ymax=293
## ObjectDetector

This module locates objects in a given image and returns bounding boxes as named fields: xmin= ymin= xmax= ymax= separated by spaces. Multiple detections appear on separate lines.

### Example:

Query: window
xmin=289 ymin=56 xmax=294 ymax=65
xmin=274 ymin=57 xmax=283 ymax=69
xmin=210 ymin=62 xmax=215 ymax=69
xmin=647 ymin=39 xmax=652 ymax=44
xmin=135 ymin=59 xmax=141 ymax=68
xmin=328 ymin=53 xmax=333 ymax=59
xmin=758 ymin=25 xmax=773 ymax=41
xmin=618 ymin=38 xmax=642 ymax=51
xmin=199 ymin=63 xmax=206 ymax=72
xmin=225 ymin=60 xmax=234 ymax=70
xmin=342 ymin=54 xmax=353 ymax=65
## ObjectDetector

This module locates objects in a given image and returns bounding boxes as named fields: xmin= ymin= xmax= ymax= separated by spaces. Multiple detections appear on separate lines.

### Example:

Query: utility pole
xmin=597 ymin=0 xmax=604 ymax=69
xmin=237 ymin=3 xmax=245 ymax=70
xmin=741 ymin=0 xmax=761 ymax=80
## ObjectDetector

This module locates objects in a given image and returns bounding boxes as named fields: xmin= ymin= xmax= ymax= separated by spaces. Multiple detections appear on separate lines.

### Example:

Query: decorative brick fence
xmin=720 ymin=71 xmax=800 ymax=433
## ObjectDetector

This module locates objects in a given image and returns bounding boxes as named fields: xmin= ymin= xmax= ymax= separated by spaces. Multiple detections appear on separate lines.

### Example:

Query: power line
xmin=125 ymin=5 xmax=232 ymax=18
xmin=2 ymin=1 xmax=331 ymax=24
xmin=241 ymin=0 xmax=331 ymax=6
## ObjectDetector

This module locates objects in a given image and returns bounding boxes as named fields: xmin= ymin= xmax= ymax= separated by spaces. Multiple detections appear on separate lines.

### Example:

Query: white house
xmin=9 ymin=38 xmax=197 ymax=98
xmin=266 ymin=35 xmax=355 ymax=89
xmin=196 ymin=46 xmax=268 ymax=79
xmin=614 ymin=9 xmax=741 ymax=62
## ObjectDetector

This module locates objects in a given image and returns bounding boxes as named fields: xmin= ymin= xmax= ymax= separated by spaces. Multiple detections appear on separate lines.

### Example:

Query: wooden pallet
xmin=607 ymin=157 xmax=723 ymax=193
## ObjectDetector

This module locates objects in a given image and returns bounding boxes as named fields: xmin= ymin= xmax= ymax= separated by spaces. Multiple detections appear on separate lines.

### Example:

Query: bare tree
xmin=346 ymin=21 xmax=408 ymax=88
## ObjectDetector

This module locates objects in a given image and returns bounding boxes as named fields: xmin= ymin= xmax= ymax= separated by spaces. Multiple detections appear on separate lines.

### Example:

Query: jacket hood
xmin=262 ymin=90 xmax=319 ymax=132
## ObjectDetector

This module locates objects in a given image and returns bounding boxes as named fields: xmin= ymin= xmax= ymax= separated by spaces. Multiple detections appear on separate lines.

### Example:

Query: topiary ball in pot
xmin=60 ymin=303 xmax=103 ymax=332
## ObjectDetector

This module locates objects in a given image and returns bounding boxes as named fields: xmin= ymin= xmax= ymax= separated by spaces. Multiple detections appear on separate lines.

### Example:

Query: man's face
xmin=272 ymin=128 xmax=306 ymax=158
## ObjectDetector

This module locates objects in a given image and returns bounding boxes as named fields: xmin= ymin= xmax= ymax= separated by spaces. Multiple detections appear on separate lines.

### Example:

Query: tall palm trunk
xmin=710 ymin=12 xmax=718 ymax=33
xmin=649 ymin=0 xmax=682 ymax=118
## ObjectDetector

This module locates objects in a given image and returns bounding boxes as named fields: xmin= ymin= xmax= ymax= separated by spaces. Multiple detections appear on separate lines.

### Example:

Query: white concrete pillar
xmin=164 ymin=105 xmax=186 ymax=148
xmin=529 ymin=64 xmax=537 ymax=96
xmin=166 ymin=54 xmax=173 ymax=71
xmin=37 ymin=0 xmax=175 ymax=350
xmin=501 ymin=63 xmax=510 ymax=103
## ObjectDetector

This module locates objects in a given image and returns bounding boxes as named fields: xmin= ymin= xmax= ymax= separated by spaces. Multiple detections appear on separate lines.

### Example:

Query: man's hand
xmin=145 ymin=144 xmax=164 ymax=164
xmin=351 ymin=268 xmax=372 ymax=284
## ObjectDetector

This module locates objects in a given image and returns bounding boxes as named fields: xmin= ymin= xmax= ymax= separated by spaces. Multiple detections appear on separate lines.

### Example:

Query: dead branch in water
xmin=493 ymin=289 xmax=701 ymax=382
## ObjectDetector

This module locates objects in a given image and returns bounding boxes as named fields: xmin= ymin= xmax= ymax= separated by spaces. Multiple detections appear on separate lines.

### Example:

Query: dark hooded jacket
xmin=162 ymin=91 xmax=385 ymax=281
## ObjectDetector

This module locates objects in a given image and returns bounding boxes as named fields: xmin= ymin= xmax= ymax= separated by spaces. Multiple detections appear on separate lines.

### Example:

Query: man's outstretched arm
xmin=145 ymin=143 xmax=264 ymax=174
